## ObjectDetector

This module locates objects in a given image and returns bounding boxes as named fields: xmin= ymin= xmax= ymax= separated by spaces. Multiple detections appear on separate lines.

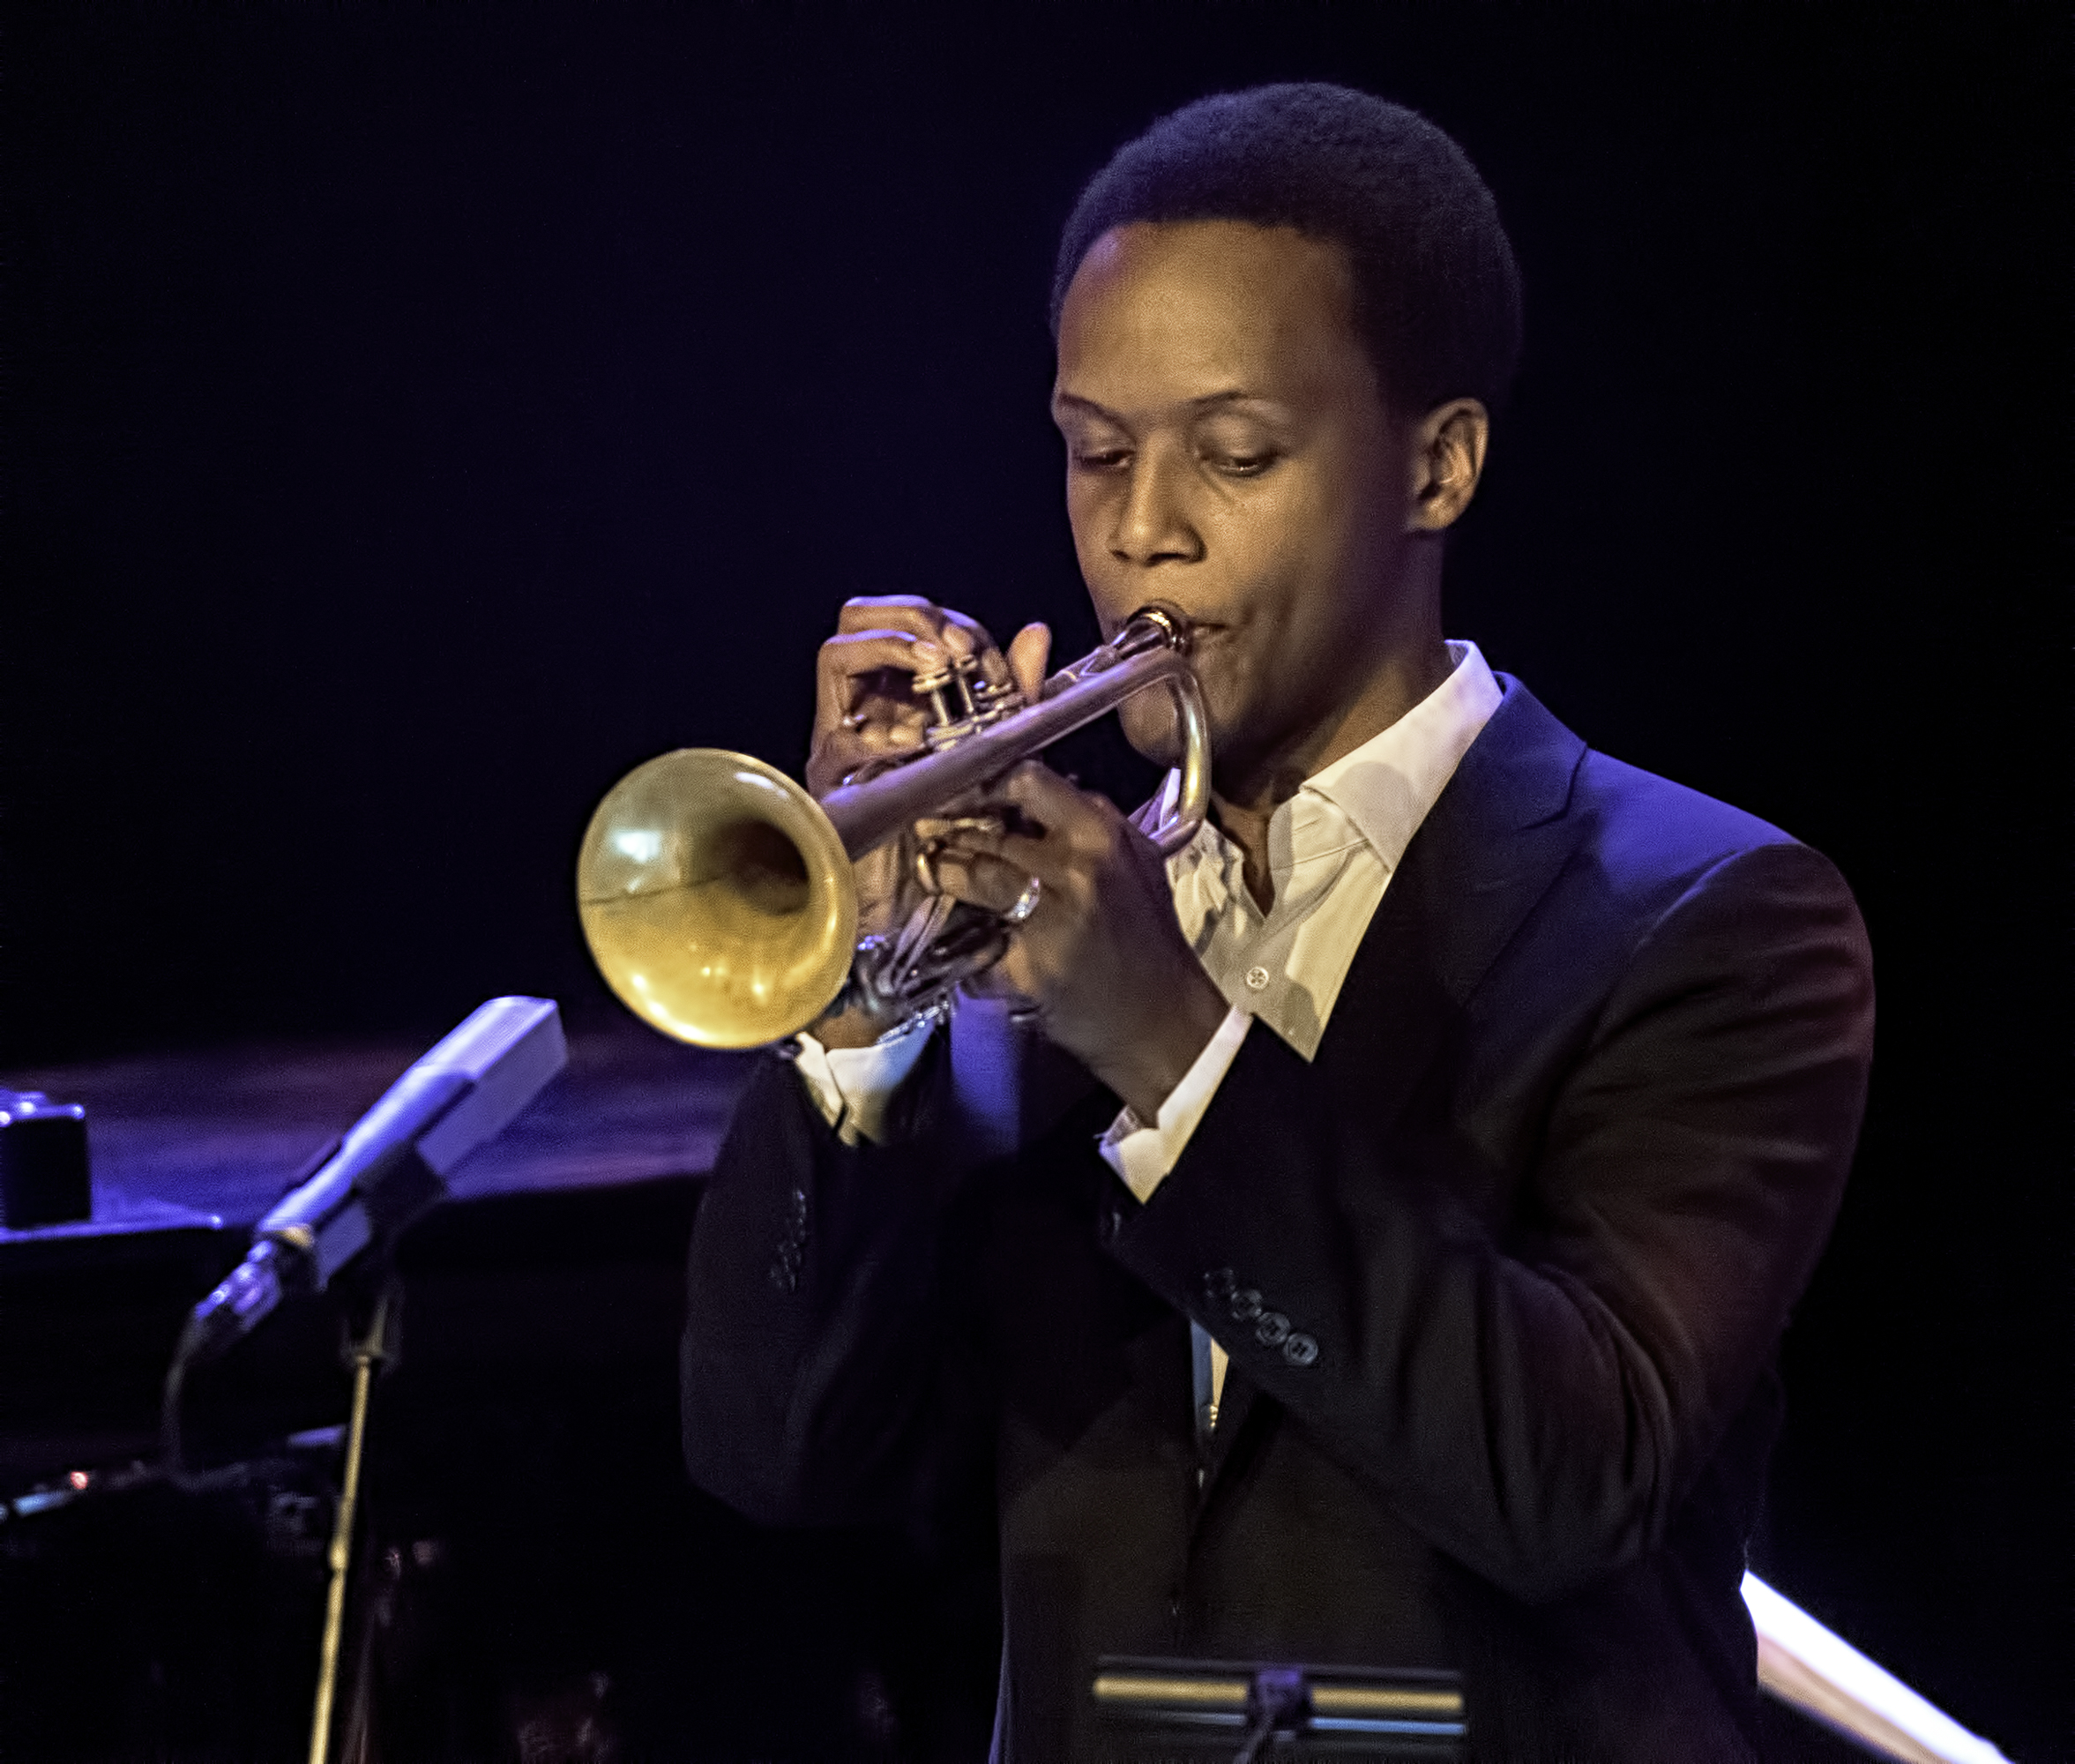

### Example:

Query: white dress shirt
xmin=794 ymin=641 xmax=1503 ymax=1426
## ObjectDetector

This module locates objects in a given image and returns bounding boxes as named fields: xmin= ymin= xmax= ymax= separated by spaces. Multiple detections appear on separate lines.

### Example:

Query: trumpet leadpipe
xmin=821 ymin=628 xmax=1206 ymax=861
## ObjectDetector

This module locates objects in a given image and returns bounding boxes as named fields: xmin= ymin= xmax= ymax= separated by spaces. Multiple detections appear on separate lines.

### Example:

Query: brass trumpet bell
xmin=576 ymin=605 xmax=1209 ymax=1050
xmin=576 ymin=750 xmax=858 ymax=1050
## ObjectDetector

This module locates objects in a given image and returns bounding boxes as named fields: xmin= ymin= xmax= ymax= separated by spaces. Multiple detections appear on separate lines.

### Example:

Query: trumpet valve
xmin=972 ymin=677 xmax=1024 ymax=721
xmin=916 ymin=654 xmax=1026 ymax=751
xmin=911 ymin=651 xmax=975 ymax=733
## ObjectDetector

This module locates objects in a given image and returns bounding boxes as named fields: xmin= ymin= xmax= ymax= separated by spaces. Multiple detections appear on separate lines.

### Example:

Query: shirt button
xmin=1244 ymin=965 xmax=1271 ymax=991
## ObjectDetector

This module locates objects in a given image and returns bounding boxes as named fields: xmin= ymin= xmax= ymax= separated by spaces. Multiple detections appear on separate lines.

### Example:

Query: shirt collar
xmin=1302 ymin=640 xmax=1503 ymax=871
xmin=1159 ymin=640 xmax=1502 ymax=880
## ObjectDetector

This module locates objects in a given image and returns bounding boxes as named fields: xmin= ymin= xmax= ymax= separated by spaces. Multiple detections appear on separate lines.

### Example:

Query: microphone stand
xmin=1231 ymin=1667 xmax=1307 ymax=1764
xmin=154 ymin=998 xmax=564 ymax=1761
xmin=309 ymin=1281 xmax=395 ymax=1764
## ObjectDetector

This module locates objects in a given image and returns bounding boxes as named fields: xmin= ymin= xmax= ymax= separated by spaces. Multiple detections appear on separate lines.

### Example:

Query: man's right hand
xmin=806 ymin=595 xmax=1050 ymax=1048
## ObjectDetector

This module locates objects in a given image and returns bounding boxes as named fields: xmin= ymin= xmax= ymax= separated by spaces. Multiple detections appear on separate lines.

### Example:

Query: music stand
xmin=1091 ymin=1656 xmax=1467 ymax=1763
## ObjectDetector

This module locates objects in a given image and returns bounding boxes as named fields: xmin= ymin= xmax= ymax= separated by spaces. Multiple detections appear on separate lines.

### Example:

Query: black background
xmin=6 ymin=4 xmax=2068 ymax=1756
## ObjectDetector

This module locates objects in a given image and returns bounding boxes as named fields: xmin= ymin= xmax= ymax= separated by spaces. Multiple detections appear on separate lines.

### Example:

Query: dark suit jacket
xmin=680 ymin=678 xmax=1875 ymax=1761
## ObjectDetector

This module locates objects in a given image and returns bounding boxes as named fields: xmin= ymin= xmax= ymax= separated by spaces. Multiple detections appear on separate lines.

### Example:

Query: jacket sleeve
xmin=1106 ymin=840 xmax=1874 ymax=1603
xmin=679 ymin=1037 xmax=976 ymax=1529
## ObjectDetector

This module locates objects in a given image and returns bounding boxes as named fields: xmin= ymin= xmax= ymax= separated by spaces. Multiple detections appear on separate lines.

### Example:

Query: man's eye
xmin=1211 ymin=452 xmax=1276 ymax=478
xmin=1073 ymin=448 xmax=1132 ymax=470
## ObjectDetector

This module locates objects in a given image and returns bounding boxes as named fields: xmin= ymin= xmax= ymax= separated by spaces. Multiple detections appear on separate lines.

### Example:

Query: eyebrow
xmin=1051 ymin=388 xmax=1275 ymax=421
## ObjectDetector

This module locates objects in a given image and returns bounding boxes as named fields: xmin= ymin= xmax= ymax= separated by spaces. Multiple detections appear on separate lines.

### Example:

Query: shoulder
xmin=1574 ymin=748 xmax=1797 ymax=887
xmin=1464 ymin=683 xmax=1872 ymax=1070
xmin=1486 ymin=676 xmax=1846 ymax=901
xmin=1438 ymin=679 xmax=1870 ymax=1019
xmin=1575 ymin=751 xmax=1868 ymax=991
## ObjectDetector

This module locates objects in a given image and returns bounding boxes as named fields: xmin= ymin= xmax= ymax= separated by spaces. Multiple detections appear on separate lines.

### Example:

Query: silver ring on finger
xmin=840 ymin=710 xmax=870 ymax=730
xmin=1001 ymin=875 xmax=1042 ymax=928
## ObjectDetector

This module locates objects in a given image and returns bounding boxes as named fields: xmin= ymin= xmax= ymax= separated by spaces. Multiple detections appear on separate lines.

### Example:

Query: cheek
xmin=1178 ymin=632 xmax=1265 ymax=754
xmin=1217 ymin=479 xmax=1393 ymax=665
xmin=1064 ymin=475 xmax=1113 ymax=562
xmin=1116 ymin=690 xmax=1183 ymax=767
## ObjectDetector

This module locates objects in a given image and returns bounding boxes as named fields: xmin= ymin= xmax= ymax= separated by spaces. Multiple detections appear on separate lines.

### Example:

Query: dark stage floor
xmin=1 ymin=1026 xmax=992 ymax=1763
xmin=0 ymin=1028 xmax=1984 ymax=1763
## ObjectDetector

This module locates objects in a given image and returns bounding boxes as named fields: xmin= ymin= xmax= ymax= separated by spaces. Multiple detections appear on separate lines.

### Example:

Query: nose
xmin=1109 ymin=440 xmax=1203 ymax=569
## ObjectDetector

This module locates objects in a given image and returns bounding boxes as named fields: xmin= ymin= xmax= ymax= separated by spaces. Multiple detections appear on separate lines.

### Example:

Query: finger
xmin=807 ymin=728 xmax=924 ymax=796
xmin=927 ymin=766 xmax=1108 ymax=871
xmin=935 ymin=826 xmax=1073 ymax=897
xmin=815 ymin=629 xmax=951 ymax=728
xmin=820 ymin=626 xmax=963 ymax=676
xmin=979 ymin=781 xmax=1148 ymax=888
xmin=847 ymin=596 xmax=1012 ymax=687
xmin=828 ymin=682 xmax=931 ymax=733
xmin=828 ymin=721 xmax=928 ymax=768
xmin=816 ymin=683 xmax=929 ymax=746
xmin=913 ymin=812 xmax=1006 ymax=842
xmin=825 ymin=691 xmax=928 ymax=736
xmin=940 ymin=609 xmax=1014 ymax=687
xmin=858 ymin=714 xmax=929 ymax=750
xmin=928 ymin=844 xmax=1036 ymax=918
xmin=834 ymin=595 xmax=950 ymax=638
xmin=959 ymin=963 xmax=1030 ymax=1007
xmin=993 ymin=762 xmax=1130 ymax=855
xmin=1007 ymin=624 xmax=1051 ymax=702
xmin=808 ymin=691 xmax=929 ymax=791
xmin=834 ymin=596 xmax=1012 ymax=687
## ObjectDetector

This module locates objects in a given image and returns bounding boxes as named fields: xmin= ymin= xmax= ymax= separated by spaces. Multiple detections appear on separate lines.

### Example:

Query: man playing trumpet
xmin=681 ymin=83 xmax=1873 ymax=1760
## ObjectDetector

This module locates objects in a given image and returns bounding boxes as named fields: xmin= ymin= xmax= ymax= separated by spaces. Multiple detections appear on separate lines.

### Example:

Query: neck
xmin=1210 ymin=628 xmax=1453 ymax=913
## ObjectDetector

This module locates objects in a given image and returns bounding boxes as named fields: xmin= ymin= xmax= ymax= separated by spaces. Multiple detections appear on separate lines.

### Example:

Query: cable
xmin=160 ymin=1317 xmax=205 ymax=1493
xmin=1232 ymin=1668 xmax=1308 ymax=1764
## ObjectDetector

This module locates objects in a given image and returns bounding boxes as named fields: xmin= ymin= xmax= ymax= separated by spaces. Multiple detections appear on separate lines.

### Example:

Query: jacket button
xmin=1229 ymin=1288 xmax=1262 ymax=1322
xmin=1203 ymin=1267 xmax=1236 ymax=1299
xmin=1254 ymin=1311 xmax=1289 ymax=1346
xmin=1282 ymin=1333 xmax=1319 ymax=1367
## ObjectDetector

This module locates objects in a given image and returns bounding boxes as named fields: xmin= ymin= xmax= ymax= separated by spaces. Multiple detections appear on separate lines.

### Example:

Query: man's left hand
xmin=928 ymin=761 xmax=1232 ymax=1124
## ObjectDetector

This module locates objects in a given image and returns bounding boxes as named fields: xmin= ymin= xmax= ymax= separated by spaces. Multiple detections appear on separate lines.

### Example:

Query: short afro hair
xmin=1052 ymin=83 xmax=1523 ymax=417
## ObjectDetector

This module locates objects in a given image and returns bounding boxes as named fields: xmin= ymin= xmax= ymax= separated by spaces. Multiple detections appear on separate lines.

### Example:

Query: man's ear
xmin=1407 ymin=398 xmax=1489 ymax=534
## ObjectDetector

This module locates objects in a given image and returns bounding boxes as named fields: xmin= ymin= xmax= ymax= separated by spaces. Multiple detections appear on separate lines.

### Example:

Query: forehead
xmin=1054 ymin=220 xmax=1369 ymax=409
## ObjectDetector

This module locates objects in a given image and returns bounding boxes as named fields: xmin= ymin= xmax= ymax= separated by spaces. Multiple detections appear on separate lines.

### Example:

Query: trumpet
xmin=576 ymin=604 xmax=1211 ymax=1049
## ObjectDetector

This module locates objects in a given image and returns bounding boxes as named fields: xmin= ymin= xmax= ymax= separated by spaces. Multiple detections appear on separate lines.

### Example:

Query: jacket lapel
xmin=1400 ymin=676 xmax=1591 ymax=1010
xmin=1315 ymin=676 xmax=1588 ymax=1063
xmin=1191 ymin=678 xmax=1590 ymax=1516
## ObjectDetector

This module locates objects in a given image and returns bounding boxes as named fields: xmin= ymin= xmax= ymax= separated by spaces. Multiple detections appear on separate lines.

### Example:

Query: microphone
xmin=178 ymin=997 xmax=566 ymax=1365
